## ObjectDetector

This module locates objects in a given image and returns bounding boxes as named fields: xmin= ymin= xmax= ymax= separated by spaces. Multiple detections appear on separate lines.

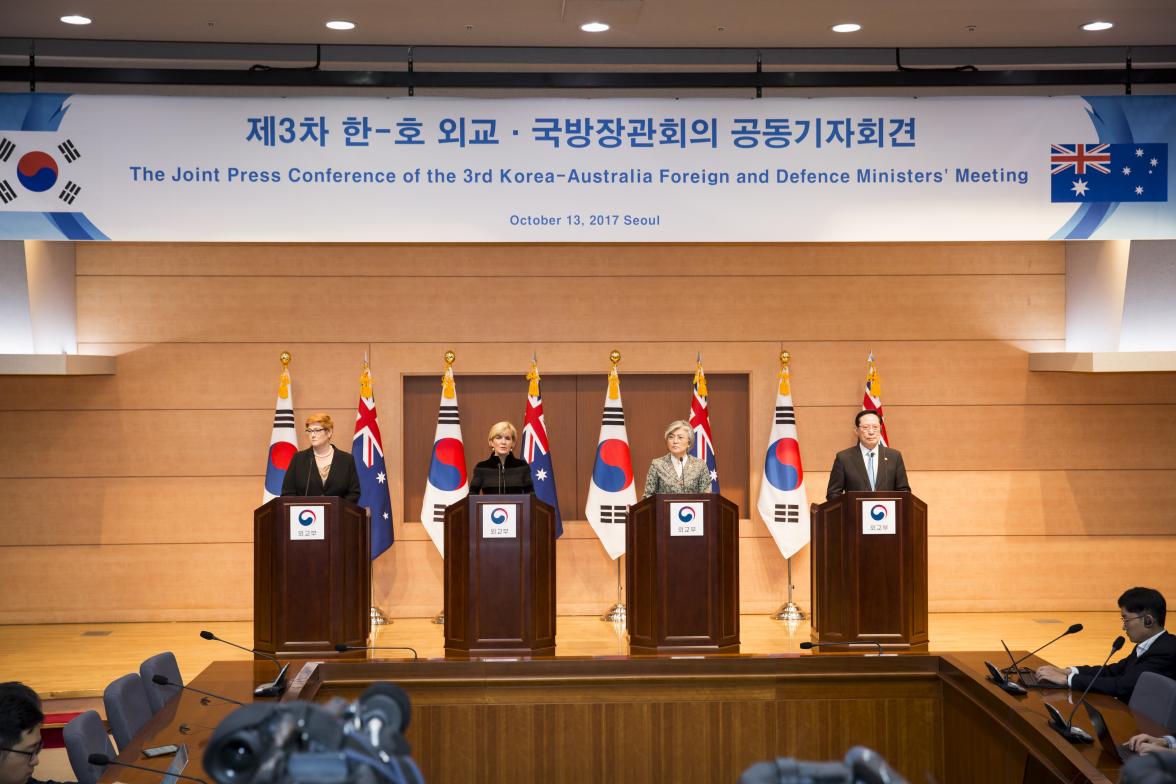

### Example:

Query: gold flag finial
xmin=865 ymin=352 xmax=880 ymax=398
xmin=526 ymin=359 xmax=540 ymax=397
xmin=442 ymin=351 xmax=456 ymax=399
xmin=607 ymin=350 xmax=621 ymax=400
xmin=277 ymin=352 xmax=291 ymax=400
xmin=778 ymin=350 xmax=792 ymax=396
xmin=359 ymin=359 xmax=373 ymax=399
xmin=693 ymin=356 xmax=708 ymax=397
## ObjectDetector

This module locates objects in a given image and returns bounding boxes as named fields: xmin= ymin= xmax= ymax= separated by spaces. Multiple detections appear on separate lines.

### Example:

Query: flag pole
xmin=600 ymin=349 xmax=627 ymax=625
xmin=772 ymin=555 xmax=805 ymax=621
xmin=432 ymin=350 xmax=458 ymax=626
xmin=358 ymin=355 xmax=392 ymax=628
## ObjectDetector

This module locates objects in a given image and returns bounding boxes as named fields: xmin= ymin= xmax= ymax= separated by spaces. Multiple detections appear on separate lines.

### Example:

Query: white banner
xmin=0 ymin=93 xmax=1171 ymax=241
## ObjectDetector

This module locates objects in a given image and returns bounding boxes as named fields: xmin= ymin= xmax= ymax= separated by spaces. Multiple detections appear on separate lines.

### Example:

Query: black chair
xmin=140 ymin=651 xmax=184 ymax=713
xmin=102 ymin=672 xmax=153 ymax=750
xmin=1131 ymin=672 xmax=1176 ymax=730
xmin=62 ymin=710 xmax=115 ymax=784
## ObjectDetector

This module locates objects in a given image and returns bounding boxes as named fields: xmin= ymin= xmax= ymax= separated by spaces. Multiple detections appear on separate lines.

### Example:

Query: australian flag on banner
xmin=353 ymin=362 xmax=393 ymax=559
xmin=1050 ymin=143 xmax=1168 ymax=203
xmin=522 ymin=361 xmax=563 ymax=538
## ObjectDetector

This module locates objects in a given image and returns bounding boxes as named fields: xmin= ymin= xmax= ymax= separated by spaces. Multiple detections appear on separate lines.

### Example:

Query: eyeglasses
xmin=1 ymin=740 xmax=43 ymax=759
xmin=305 ymin=428 xmax=327 ymax=435
xmin=1121 ymin=614 xmax=1146 ymax=627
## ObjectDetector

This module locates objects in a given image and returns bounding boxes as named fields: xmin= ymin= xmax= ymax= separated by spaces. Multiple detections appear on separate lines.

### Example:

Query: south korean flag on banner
xmin=419 ymin=360 xmax=468 ymax=558
xmin=585 ymin=360 xmax=636 ymax=560
xmin=0 ymin=95 xmax=106 ymax=240
xmin=756 ymin=355 xmax=810 ymax=560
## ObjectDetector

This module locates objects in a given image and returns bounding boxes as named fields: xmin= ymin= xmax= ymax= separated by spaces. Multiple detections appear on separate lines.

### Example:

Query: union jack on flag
xmin=522 ymin=361 xmax=563 ymax=537
xmin=689 ymin=359 xmax=719 ymax=493
xmin=1050 ymin=144 xmax=1112 ymax=175
xmin=352 ymin=361 xmax=393 ymax=559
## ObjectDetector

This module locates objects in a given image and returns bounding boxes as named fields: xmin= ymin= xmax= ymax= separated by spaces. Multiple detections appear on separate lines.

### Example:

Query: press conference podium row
xmin=254 ymin=491 xmax=928 ymax=657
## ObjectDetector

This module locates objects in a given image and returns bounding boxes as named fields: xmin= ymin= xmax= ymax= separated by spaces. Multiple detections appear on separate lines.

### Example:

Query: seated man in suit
xmin=1035 ymin=587 xmax=1176 ymax=701
xmin=0 ymin=682 xmax=69 ymax=784
xmin=825 ymin=410 xmax=911 ymax=500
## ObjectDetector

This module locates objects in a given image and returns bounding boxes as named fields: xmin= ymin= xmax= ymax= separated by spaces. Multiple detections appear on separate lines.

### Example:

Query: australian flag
xmin=689 ymin=360 xmax=719 ymax=493
xmin=1050 ymin=143 xmax=1168 ymax=203
xmin=522 ymin=362 xmax=563 ymax=537
xmin=353 ymin=363 xmax=393 ymax=559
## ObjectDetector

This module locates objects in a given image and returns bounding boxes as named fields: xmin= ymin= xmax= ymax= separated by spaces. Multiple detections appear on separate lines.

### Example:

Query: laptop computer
xmin=162 ymin=743 xmax=190 ymax=784
xmin=1000 ymin=640 xmax=1063 ymax=688
xmin=1084 ymin=702 xmax=1138 ymax=763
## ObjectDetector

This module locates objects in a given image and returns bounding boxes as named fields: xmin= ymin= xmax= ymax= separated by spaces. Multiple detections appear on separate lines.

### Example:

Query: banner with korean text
xmin=0 ymin=93 xmax=1172 ymax=241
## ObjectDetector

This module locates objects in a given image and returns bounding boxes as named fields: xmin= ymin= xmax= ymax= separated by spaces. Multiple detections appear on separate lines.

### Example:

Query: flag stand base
xmin=773 ymin=601 xmax=805 ymax=621
xmin=600 ymin=602 xmax=626 ymax=623
xmin=370 ymin=606 xmax=391 ymax=626
xmin=431 ymin=611 xmax=444 ymax=625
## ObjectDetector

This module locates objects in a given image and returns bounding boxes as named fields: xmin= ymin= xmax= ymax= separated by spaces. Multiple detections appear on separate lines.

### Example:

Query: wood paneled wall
xmin=1 ymin=242 xmax=1174 ymax=623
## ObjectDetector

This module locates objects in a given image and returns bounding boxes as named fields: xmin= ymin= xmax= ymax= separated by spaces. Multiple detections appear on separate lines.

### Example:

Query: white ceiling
xmin=3 ymin=0 xmax=1175 ymax=50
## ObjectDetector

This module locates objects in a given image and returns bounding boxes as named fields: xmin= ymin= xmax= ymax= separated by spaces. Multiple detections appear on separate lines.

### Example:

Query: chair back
xmin=140 ymin=651 xmax=184 ymax=713
xmin=63 ymin=710 xmax=116 ymax=784
xmin=103 ymin=672 xmax=153 ymax=750
xmin=1129 ymin=671 xmax=1176 ymax=730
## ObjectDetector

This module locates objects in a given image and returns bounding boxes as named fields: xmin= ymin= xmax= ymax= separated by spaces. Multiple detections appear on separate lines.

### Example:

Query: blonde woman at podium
xmin=281 ymin=413 xmax=361 ymax=501
xmin=642 ymin=419 xmax=713 ymax=497
xmin=469 ymin=421 xmax=534 ymax=495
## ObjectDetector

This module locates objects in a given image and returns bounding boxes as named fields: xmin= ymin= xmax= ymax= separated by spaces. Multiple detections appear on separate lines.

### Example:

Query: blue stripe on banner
xmin=46 ymin=212 xmax=109 ymax=240
xmin=0 ymin=94 xmax=72 ymax=132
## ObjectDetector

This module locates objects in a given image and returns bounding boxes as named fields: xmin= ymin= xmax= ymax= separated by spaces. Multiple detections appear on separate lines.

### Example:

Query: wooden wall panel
xmin=1 ymin=240 xmax=1173 ymax=623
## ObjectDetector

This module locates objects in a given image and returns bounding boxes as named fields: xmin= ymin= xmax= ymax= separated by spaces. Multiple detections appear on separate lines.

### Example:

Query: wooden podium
xmin=444 ymin=494 xmax=556 ymax=657
xmin=626 ymin=493 xmax=740 ymax=654
xmin=810 ymin=491 xmax=928 ymax=651
xmin=253 ymin=496 xmax=371 ymax=658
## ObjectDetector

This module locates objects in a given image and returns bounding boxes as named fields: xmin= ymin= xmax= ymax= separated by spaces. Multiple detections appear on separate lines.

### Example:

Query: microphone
xmin=983 ymin=660 xmax=1027 ymax=696
xmin=335 ymin=643 xmax=419 ymax=661
xmin=800 ymin=640 xmax=885 ymax=656
xmin=1003 ymin=623 xmax=1083 ymax=675
xmin=1048 ymin=635 xmax=1125 ymax=743
xmin=199 ymin=630 xmax=289 ymax=697
xmin=87 ymin=753 xmax=209 ymax=784
xmin=151 ymin=674 xmax=244 ymax=706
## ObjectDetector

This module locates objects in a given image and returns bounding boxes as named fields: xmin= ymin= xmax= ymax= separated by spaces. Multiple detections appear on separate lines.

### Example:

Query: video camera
xmin=203 ymin=682 xmax=424 ymax=784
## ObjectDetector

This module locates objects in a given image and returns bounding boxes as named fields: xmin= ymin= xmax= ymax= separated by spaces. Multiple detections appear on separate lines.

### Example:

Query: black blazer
xmin=1072 ymin=630 xmax=1176 ymax=701
xmin=469 ymin=453 xmax=534 ymax=495
xmin=281 ymin=446 xmax=361 ymax=502
xmin=825 ymin=443 xmax=911 ymax=501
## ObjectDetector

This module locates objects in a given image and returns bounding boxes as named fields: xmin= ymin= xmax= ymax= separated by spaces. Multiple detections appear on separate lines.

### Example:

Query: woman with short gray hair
xmin=642 ymin=419 xmax=713 ymax=497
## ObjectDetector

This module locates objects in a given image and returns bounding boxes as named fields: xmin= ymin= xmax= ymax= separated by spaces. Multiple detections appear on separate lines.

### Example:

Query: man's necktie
xmin=867 ymin=451 xmax=876 ymax=490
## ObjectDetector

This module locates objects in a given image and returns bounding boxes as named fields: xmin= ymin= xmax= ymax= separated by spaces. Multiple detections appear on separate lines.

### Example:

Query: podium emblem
xmin=481 ymin=504 xmax=518 ymax=539
xmin=862 ymin=500 xmax=897 ymax=535
xmin=289 ymin=505 xmax=326 ymax=540
xmin=670 ymin=502 xmax=704 ymax=536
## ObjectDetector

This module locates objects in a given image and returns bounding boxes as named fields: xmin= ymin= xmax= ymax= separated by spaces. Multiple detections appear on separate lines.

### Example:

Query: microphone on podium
xmin=1002 ymin=623 xmax=1083 ymax=675
xmin=335 ymin=643 xmax=419 ymax=661
xmin=199 ymin=630 xmax=289 ymax=697
xmin=151 ymin=674 xmax=244 ymax=706
xmin=799 ymin=640 xmax=885 ymax=656
xmin=1047 ymin=635 xmax=1125 ymax=744
xmin=88 ymin=753 xmax=209 ymax=784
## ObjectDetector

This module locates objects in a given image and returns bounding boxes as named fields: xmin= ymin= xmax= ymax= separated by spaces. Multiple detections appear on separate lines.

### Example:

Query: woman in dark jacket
xmin=469 ymin=421 xmax=534 ymax=495
xmin=281 ymin=412 xmax=361 ymax=501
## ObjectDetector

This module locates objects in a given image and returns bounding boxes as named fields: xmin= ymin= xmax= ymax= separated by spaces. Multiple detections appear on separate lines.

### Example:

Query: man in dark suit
xmin=1035 ymin=587 xmax=1176 ymax=701
xmin=825 ymin=410 xmax=911 ymax=501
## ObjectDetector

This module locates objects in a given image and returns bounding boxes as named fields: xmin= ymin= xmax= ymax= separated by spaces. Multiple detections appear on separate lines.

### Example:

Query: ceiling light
xmin=581 ymin=22 xmax=610 ymax=33
xmin=325 ymin=20 xmax=356 ymax=31
xmin=60 ymin=14 xmax=92 ymax=25
xmin=1081 ymin=21 xmax=1113 ymax=31
xmin=831 ymin=23 xmax=861 ymax=33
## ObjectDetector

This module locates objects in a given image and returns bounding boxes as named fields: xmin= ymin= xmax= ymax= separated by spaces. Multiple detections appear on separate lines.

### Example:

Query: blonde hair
xmin=305 ymin=413 xmax=334 ymax=431
xmin=664 ymin=419 xmax=694 ymax=449
xmin=487 ymin=421 xmax=518 ymax=445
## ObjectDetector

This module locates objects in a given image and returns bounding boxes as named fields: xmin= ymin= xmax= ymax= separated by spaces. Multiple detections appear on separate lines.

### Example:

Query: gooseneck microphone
xmin=1003 ymin=623 xmax=1084 ymax=674
xmin=88 ymin=753 xmax=208 ymax=784
xmin=199 ymin=630 xmax=289 ymax=697
xmin=335 ymin=643 xmax=419 ymax=661
xmin=151 ymin=674 xmax=244 ymax=706
xmin=1048 ymin=635 xmax=1125 ymax=743
xmin=800 ymin=640 xmax=885 ymax=656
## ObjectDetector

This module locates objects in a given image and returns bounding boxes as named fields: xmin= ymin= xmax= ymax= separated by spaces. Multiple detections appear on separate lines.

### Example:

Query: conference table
xmin=102 ymin=651 xmax=1166 ymax=784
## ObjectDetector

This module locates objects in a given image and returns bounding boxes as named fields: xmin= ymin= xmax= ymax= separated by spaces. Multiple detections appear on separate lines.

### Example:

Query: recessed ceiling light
xmin=581 ymin=22 xmax=610 ymax=33
xmin=831 ymin=23 xmax=862 ymax=33
xmin=60 ymin=14 xmax=92 ymax=25
xmin=1081 ymin=21 xmax=1113 ymax=31
xmin=325 ymin=20 xmax=356 ymax=31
